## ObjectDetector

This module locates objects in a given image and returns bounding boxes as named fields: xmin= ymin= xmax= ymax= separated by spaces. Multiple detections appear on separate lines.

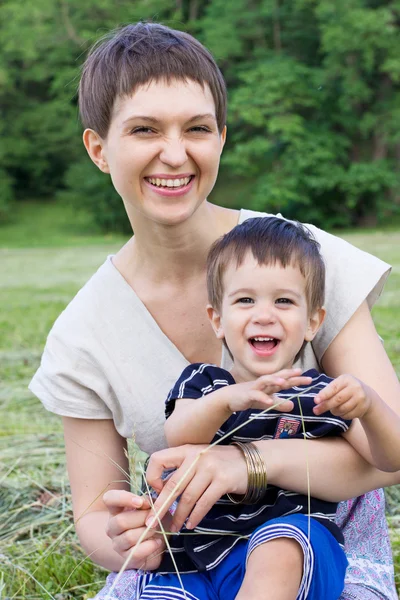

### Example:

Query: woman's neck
xmin=115 ymin=203 xmax=239 ymax=285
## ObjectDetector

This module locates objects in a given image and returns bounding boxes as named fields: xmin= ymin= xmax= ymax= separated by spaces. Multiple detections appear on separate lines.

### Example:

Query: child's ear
xmin=304 ymin=307 xmax=326 ymax=342
xmin=83 ymin=129 xmax=110 ymax=173
xmin=206 ymin=305 xmax=225 ymax=339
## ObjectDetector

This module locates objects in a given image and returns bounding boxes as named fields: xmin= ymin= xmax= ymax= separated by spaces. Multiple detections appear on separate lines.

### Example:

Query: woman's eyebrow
xmin=186 ymin=113 xmax=217 ymax=124
xmin=122 ymin=115 xmax=159 ymax=125
xmin=122 ymin=113 xmax=217 ymax=126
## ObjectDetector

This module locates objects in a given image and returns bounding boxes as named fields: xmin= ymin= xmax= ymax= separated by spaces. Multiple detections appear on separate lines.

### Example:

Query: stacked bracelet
xmin=227 ymin=441 xmax=268 ymax=505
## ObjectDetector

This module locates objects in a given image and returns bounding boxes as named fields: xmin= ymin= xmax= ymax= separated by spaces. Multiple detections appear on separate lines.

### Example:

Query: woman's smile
xmin=143 ymin=173 xmax=196 ymax=197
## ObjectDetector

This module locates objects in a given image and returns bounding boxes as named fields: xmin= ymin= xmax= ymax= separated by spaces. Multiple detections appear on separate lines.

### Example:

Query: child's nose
xmin=251 ymin=305 xmax=276 ymax=324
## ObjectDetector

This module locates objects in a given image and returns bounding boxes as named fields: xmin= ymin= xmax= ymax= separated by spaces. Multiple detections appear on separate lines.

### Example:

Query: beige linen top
xmin=29 ymin=209 xmax=390 ymax=455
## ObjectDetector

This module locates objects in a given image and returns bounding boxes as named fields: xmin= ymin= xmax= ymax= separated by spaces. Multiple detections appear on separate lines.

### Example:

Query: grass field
xmin=0 ymin=202 xmax=399 ymax=598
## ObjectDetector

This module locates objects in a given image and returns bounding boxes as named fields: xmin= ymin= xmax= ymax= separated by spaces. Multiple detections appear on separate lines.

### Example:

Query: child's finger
xmin=313 ymin=389 xmax=353 ymax=415
xmin=273 ymin=398 xmax=294 ymax=412
xmin=280 ymin=376 xmax=313 ymax=389
xmin=273 ymin=368 xmax=303 ymax=378
xmin=314 ymin=377 xmax=349 ymax=404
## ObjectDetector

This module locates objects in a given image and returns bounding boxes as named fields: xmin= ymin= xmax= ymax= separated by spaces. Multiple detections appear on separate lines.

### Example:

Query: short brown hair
xmin=207 ymin=217 xmax=325 ymax=314
xmin=79 ymin=22 xmax=227 ymax=138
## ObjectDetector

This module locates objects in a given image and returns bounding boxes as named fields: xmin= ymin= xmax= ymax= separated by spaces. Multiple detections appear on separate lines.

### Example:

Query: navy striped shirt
xmin=161 ymin=364 xmax=351 ymax=574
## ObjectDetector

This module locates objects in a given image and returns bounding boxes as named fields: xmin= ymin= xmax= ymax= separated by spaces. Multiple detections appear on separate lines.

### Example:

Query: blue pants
xmin=138 ymin=514 xmax=348 ymax=600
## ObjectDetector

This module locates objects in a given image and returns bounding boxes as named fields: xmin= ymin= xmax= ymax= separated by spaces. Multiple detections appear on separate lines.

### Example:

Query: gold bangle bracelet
xmin=227 ymin=441 xmax=268 ymax=505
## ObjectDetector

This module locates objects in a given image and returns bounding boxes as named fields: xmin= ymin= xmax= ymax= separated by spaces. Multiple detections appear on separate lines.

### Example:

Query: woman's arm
xmin=63 ymin=417 xmax=165 ymax=571
xmin=146 ymin=437 xmax=400 ymax=533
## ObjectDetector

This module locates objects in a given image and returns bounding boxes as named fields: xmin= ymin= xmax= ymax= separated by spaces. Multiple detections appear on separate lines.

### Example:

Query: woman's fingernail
xmin=186 ymin=521 xmax=192 ymax=530
xmin=146 ymin=517 xmax=155 ymax=528
xmin=156 ymin=538 xmax=163 ymax=546
xmin=170 ymin=524 xmax=177 ymax=533
xmin=132 ymin=497 xmax=143 ymax=507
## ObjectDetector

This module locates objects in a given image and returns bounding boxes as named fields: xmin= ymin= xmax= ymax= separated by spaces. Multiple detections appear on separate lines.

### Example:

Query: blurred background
xmin=1 ymin=0 xmax=400 ymax=233
xmin=1 ymin=1 xmax=400 ymax=598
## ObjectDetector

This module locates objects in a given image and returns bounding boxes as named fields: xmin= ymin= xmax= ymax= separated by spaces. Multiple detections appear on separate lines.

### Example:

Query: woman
xmin=29 ymin=22 xmax=399 ymax=599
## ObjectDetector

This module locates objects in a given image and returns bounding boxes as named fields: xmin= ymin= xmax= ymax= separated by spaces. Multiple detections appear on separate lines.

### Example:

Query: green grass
xmin=0 ymin=202 xmax=399 ymax=597
xmin=0 ymin=200 xmax=126 ymax=248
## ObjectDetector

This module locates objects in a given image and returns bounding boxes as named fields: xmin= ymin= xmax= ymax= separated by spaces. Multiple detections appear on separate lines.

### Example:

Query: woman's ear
xmin=206 ymin=305 xmax=225 ymax=339
xmin=82 ymin=129 xmax=110 ymax=173
xmin=305 ymin=307 xmax=326 ymax=342
xmin=220 ymin=126 xmax=227 ymax=154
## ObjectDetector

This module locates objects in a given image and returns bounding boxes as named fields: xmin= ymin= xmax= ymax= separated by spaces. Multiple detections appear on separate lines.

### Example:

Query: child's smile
xmin=249 ymin=336 xmax=280 ymax=357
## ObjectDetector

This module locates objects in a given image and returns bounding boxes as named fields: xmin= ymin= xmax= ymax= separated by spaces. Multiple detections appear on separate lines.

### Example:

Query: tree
xmin=1 ymin=0 xmax=399 ymax=229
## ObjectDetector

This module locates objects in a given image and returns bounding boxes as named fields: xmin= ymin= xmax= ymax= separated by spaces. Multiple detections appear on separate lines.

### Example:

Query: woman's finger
xmin=103 ymin=489 xmax=145 ymax=515
xmin=146 ymin=446 xmax=201 ymax=493
xmin=122 ymin=538 xmax=163 ymax=565
xmin=169 ymin=470 xmax=213 ymax=531
xmin=185 ymin=482 xmax=226 ymax=529
xmin=147 ymin=462 xmax=199 ymax=526
xmin=106 ymin=506 xmax=151 ymax=538
xmin=115 ymin=524 xmax=157 ymax=552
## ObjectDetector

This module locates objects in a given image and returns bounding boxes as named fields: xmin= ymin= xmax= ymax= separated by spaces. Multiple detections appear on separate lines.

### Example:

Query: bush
xmin=58 ymin=159 xmax=132 ymax=234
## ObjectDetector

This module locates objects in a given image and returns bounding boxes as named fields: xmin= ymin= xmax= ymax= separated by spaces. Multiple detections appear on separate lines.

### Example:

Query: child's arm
xmin=165 ymin=369 xmax=312 ymax=447
xmin=313 ymin=374 xmax=400 ymax=472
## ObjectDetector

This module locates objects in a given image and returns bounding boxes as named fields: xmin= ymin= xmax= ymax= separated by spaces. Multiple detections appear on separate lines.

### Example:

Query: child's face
xmin=208 ymin=253 xmax=324 ymax=382
xmin=84 ymin=79 xmax=226 ymax=227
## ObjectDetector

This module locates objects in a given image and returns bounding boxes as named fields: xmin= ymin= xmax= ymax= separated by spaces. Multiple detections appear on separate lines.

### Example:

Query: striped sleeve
xmin=165 ymin=363 xmax=234 ymax=419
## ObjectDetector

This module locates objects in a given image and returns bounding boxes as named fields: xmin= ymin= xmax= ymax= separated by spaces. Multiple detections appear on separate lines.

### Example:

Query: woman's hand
xmin=103 ymin=490 xmax=168 ymax=570
xmin=145 ymin=444 xmax=247 ymax=532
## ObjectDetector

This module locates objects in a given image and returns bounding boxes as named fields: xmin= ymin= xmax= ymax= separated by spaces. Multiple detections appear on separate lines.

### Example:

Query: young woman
xmin=29 ymin=22 xmax=400 ymax=599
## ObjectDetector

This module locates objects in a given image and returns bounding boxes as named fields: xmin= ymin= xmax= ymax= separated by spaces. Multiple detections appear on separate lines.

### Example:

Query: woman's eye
xmin=276 ymin=298 xmax=293 ymax=305
xmin=130 ymin=126 xmax=156 ymax=135
xmin=188 ymin=126 xmax=211 ymax=133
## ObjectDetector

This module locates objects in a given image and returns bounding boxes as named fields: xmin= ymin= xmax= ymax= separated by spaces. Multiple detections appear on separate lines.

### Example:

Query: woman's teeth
xmin=147 ymin=176 xmax=191 ymax=188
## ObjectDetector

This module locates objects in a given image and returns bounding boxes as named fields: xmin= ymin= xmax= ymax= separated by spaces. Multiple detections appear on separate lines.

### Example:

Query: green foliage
xmin=59 ymin=157 xmax=133 ymax=234
xmin=1 ymin=0 xmax=400 ymax=229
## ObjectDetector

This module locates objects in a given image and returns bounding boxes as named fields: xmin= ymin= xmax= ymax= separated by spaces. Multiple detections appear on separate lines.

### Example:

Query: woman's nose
xmin=159 ymin=138 xmax=188 ymax=168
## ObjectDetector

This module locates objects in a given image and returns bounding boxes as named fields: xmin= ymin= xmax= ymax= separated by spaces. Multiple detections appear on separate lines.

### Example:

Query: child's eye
xmin=237 ymin=297 xmax=254 ymax=304
xmin=276 ymin=298 xmax=293 ymax=305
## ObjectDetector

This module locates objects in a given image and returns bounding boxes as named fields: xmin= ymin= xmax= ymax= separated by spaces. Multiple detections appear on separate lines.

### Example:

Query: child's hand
xmin=226 ymin=368 xmax=312 ymax=413
xmin=103 ymin=490 xmax=169 ymax=570
xmin=313 ymin=374 xmax=374 ymax=419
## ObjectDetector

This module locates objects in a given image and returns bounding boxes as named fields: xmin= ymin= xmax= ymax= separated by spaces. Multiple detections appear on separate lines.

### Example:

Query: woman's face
xmin=98 ymin=78 xmax=226 ymax=227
